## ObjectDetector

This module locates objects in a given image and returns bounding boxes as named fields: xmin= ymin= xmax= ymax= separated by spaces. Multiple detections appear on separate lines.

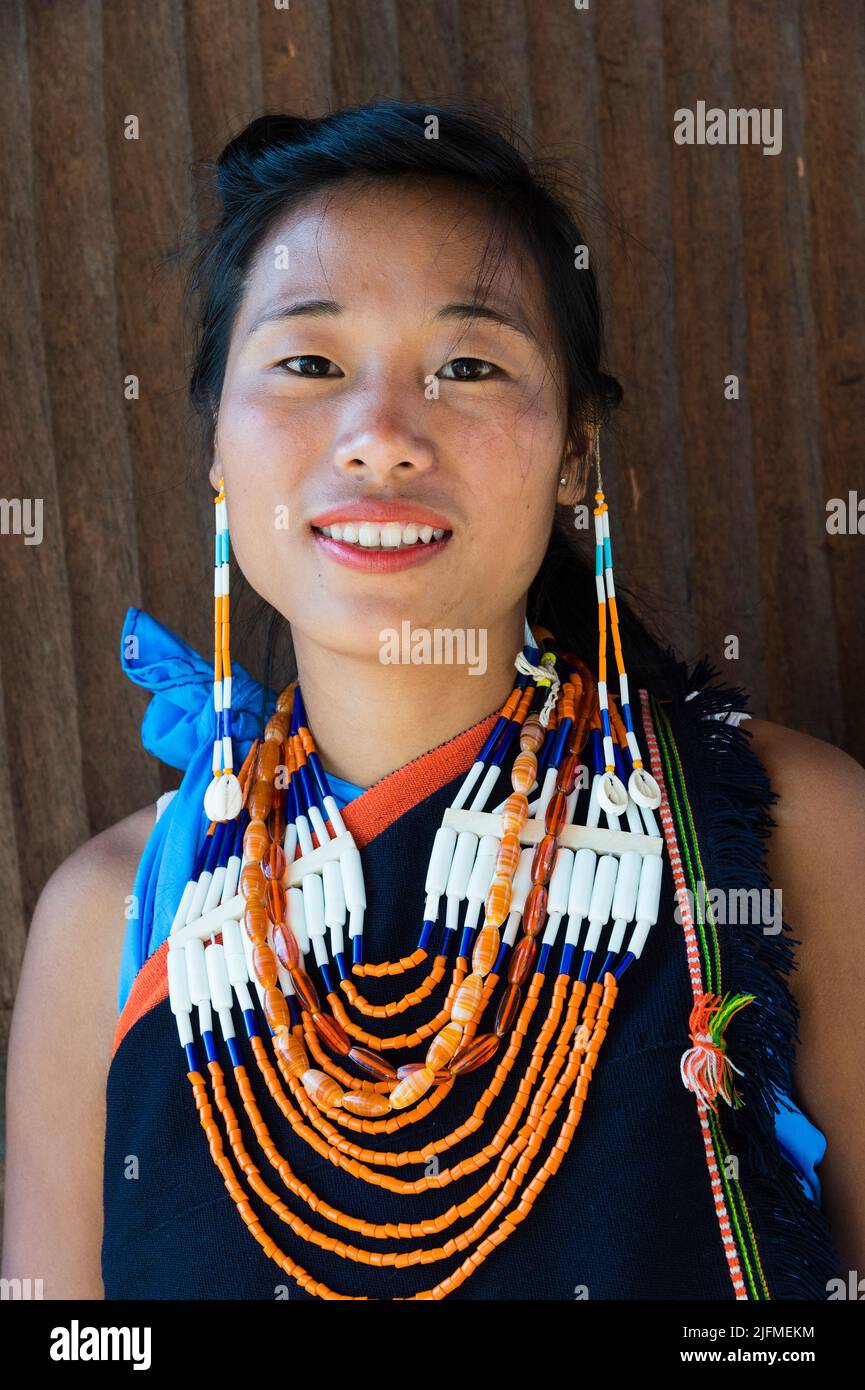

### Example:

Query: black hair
xmin=183 ymin=98 xmax=679 ymax=699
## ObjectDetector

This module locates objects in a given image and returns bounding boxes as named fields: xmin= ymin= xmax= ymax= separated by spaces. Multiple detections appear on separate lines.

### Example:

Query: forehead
xmin=235 ymin=177 xmax=552 ymax=341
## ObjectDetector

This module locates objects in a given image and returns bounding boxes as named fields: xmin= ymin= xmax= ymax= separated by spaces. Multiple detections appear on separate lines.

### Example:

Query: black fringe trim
xmin=651 ymin=653 xmax=844 ymax=1300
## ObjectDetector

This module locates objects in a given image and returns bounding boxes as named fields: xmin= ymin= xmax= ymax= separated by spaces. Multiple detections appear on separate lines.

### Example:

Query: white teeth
xmin=380 ymin=522 xmax=403 ymax=548
xmin=316 ymin=520 xmax=449 ymax=548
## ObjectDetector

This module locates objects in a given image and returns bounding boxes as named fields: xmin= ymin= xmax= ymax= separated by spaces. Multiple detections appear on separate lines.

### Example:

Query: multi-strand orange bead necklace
xmin=167 ymin=600 xmax=666 ymax=1297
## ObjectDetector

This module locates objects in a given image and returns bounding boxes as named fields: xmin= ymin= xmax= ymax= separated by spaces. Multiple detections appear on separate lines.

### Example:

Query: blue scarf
xmin=117 ymin=606 xmax=277 ymax=1014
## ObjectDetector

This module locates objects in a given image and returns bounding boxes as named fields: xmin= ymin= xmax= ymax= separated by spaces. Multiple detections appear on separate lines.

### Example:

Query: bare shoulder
xmin=2 ymin=802 xmax=157 ymax=1297
xmin=745 ymin=716 xmax=865 ymax=822
xmin=744 ymin=717 xmax=865 ymax=1269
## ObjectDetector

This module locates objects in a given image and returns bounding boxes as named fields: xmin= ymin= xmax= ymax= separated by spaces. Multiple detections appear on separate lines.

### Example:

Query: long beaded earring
xmin=587 ymin=434 xmax=662 ymax=817
xmin=203 ymin=477 xmax=243 ymax=824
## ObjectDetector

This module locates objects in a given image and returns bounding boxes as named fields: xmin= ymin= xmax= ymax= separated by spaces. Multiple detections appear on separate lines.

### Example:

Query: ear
xmin=556 ymin=447 xmax=592 ymax=508
xmin=208 ymin=456 xmax=222 ymax=491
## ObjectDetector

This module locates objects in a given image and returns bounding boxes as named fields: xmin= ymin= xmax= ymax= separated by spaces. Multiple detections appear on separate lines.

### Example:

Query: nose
xmin=332 ymin=396 xmax=436 ymax=484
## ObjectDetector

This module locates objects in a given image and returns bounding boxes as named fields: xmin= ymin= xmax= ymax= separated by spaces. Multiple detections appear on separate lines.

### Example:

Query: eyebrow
xmin=245 ymin=296 xmax=540 ymax=346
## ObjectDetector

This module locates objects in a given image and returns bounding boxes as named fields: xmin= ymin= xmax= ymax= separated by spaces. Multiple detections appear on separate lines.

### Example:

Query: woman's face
xmin=211 ymin=178 xmax=577 ymax=659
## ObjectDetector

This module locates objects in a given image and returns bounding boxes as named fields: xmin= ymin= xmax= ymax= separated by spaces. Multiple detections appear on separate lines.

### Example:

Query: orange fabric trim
xmin=111 ymin=710 xmax=501 ymax=1058
xmin=113 ymin=938 xmax=170 ymax=1057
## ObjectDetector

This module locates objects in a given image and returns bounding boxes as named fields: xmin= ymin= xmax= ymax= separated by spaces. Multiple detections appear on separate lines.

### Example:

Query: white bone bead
xmin=469 ymin=763 xmax=502 ymax=813
xmin=588 ymin=854 xmax=618 ymax=925
xmin=567 ymin=849 xmax=598 ymax=921
xmin=169 ymin=879 xmax=196 ymax=936
xmin=222 ymin=919 xmax=249 ymax=985
xmin=187 ymin=871 xmax=213 ymax=924
xmin=322 ymin=794 xmax=347 ymax=835
xmin=184 ymin=936 xmax=210 ymax=1005
xmin=339 ymin=845 xmax=366 ymax=912
xmin=452 ymin=759 xmax=484 ymax=811
xmin=425 ymin=825 xmax=458 ymax=896
xmin=221 ymin=853 xmax=242 ymax=904
xmin=635 ymin=851 xmax=663 ymax=927
xmin=586 ymin=775 xmax=602 ymax=828
xmin=322 ymin=858 xmax=346 ymax=927
xmin=308 ymin=804 xmax=328 ymax=844
xmin=446 ymin=830 xmax=478 ymax=900
xmin=167 ymin=947 xmax=193 ymax=1048
xmin=295 ymin=814 xmax=314 ymax=857
xmin=548 ymin=847 xmax=575 ymax=917
xmin=202 ymin=865 xmax=227 ymax=914
xmin=168 ymin=943 xmax=192 ymax=1014
xmin=611 ymin=850 xmax=642 ymax=923
xmin=535 ymin=765 xmax=558 ymax=821
xmin=467 ymin=835 xmax=499 ymax=902
xmin=302 ymin=871 xmax=326 ymax=937
xmin=510 ymin=846 xmax=536 ymax=915
xmin=204 ymin=942 xmax=233 ymax=1016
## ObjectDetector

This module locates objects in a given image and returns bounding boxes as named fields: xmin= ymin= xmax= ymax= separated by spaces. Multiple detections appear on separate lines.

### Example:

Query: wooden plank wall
xmin=1 ymin=0 xmax=863 ymax=1189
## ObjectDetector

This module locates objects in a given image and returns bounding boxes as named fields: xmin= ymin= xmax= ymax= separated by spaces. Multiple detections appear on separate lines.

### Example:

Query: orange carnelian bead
xmin=484 ymin=873 xmax=513 ymax=929
xmin=348 ymin=1046 xmax=398 ymax=1082
xmin=531 ymin=833 xmax=557 ymax=886
xmin=519 ymin=714 xmax=544 ymax=754
xmin=451 ymin=971 xmax=484 ymax=1025
xmin=243 ymin=905 xmax=269 ymax=944
xmin=523 ymin=882 xmax=548 ymax=937
xmin=302 ymin=1068 xmax=343 ymax=1109
xmin=264 ymin=714 xmax=289 ymax=743
xmin=312 ymin=1011 xmax=351 ymax=1055
xmin=556 ymin=752 xmax=578 ymax=795
xmin=425 ymin=1021 xmax=463 ymax=1071
xmin=508 ymin=935 xmax=538 ymax=985
xmin=265 ymin=879 xmax=286 ymax=926
xmin=249 ymin=780 xmax=273 ymax=822
xmin=544 ymin=789 xmax=567 ymax=836
xmin=243 ymin=818 xmax=270 ymax=864
xmin=501 ymin=792 xmax=529 ymax=835
xmin=389 ymin=1065 xmax=435 ymax=1110
xmin=449 ymin=1032 xmax=500 ymax=1076
xmin=256 ymin=739 xmax=282 ymax=782
xmin=240 ymin=863 xmax=266 ymax=903
xmin=494 ymin=831 xmax=521 ymax=878
xmin=252 ymin=942 xmax=279 ymax=989
xmin=264 ymin=839 xmax=285 ymax=881
xmin=289 ymin=967 xmax=320 ymax=1013
xmin=273 ymin=1027 xmax=308 ymax=1077
xmin=264 ymin=987 xmax=291 ymax=1031
xmin=472 ymin=924 xmax=500 ymax=977
xmin=495 ymin=982 xmax=522 ymax=1035
xmin=340 ymin=1090 xmax=390 ymax=1117
xmin=511 ymin=750 xmax=537 ymax=794
xmin=275 ymin=687 xmax=294 ymax=714
xmin=272 ymin=921 xmax=300 ymax=971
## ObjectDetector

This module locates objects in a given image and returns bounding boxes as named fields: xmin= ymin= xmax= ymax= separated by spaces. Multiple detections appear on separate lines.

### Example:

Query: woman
xmin=4 ymin=100 xmax=863 ymax=1300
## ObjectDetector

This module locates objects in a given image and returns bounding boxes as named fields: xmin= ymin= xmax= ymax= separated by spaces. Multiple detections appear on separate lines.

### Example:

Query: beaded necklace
xmin=165 ymin=479 xmax=666 ymax=1300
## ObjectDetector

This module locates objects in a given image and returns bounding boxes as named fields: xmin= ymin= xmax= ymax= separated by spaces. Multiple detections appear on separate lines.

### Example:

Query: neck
xmin=290 ymin=611 xmax=527 ymax=789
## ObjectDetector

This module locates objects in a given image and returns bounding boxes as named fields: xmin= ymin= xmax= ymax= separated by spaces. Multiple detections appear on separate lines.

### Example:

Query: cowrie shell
xmin=597 ymin=771 xmax=629 ymax=816
xmin=628 ymin=767 xmax=661 ymax=809
xmin=204 ymin=771 xmax=243 ymax=822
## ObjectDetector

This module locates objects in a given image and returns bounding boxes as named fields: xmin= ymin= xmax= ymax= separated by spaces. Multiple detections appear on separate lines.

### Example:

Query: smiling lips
xmin=310 ymin=504 xmax=454 ymax=572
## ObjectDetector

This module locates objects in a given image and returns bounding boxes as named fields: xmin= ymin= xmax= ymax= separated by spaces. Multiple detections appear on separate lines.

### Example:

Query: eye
xmin=276 ymin=355 xmax=342 ymax=378
xmin=438 ymin=357 xmax=501 ymax=382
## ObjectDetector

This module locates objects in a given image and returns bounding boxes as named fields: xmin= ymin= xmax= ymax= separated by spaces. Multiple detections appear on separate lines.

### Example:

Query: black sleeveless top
xmin=102 ymin=662 xmax=841 ymax=1299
